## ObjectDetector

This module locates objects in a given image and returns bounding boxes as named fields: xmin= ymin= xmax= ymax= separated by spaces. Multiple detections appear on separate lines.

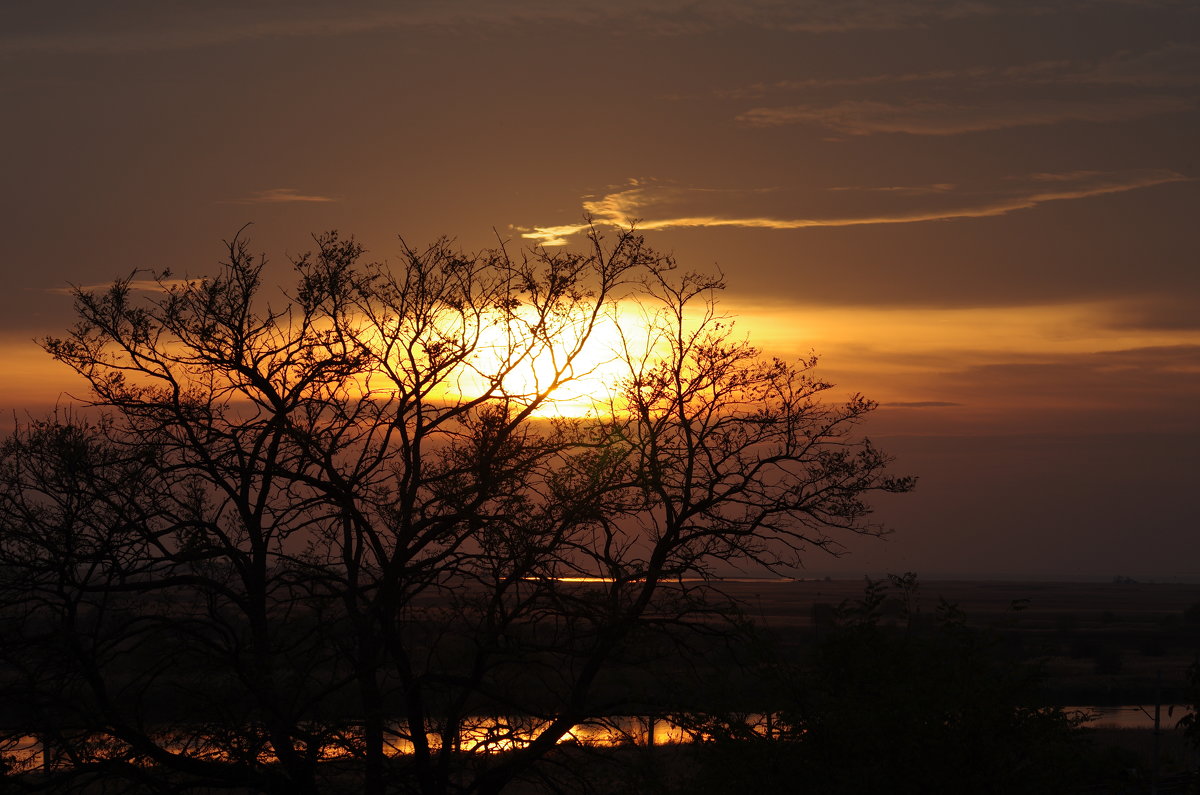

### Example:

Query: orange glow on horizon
xmin=7 ymin=296 xmax=1199 ymax=428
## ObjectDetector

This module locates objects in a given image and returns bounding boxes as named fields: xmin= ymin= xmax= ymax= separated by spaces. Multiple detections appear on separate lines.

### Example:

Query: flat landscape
xmin=721 ymin=578 xmax=1200 ymax=704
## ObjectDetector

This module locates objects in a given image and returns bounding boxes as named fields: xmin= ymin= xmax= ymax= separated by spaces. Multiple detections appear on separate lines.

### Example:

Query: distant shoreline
xmin=759 ymin=573 xmax=1200 ymax=584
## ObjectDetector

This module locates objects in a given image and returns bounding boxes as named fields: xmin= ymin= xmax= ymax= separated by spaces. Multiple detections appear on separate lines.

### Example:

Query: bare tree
xmin=0 ymin=226 xmax=912 ymax=794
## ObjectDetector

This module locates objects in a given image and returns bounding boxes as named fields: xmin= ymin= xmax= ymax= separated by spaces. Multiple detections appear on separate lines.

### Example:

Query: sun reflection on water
xmin=0 ymin=714 xmax=748 ymax=774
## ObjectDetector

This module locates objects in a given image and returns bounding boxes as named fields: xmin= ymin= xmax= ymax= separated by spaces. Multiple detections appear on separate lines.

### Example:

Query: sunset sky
xmin=2 ymin=1 xmax=1197 ymax=579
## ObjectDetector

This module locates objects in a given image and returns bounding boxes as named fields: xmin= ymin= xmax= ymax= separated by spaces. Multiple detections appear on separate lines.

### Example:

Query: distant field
xmin=718 ymin=578 xmax=1200 ymax=626
xmin=718 ymin=578 xmax=1200 ymax=704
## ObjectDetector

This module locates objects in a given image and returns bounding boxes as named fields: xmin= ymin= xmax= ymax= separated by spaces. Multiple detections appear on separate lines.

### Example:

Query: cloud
xmin=938 ymin=345 xmax=1200 ymax=413
xmin=3 ymin=0 xmax=1179 ymax=57
xmin=723 ymin=43 xmax=1200 ymax=98
xmin=222 ymin=188 xmax=339 ymax=205
xmin=1028 ymin=43 xmax=1200 ymax=90
xmin=704 ymin=297 xmax=1200 ymax=436
xmin=729 ymin=297 xmax=1200 ymax=367
xmin=0 ymin=3 xmax=808 ymax=56
xmin=736 ymin=95 xmax=1195 ymax=135
xmin=883 ymin=401 xmax=962 ymax=408
xmin=519 ymin=169 xmax=1190 ymax=244
xmin=44 ymin=278 xmax=200 ymax=295
xmin=828 ymin=182 xmax=957 ymax=195
xmin=1103 ymin=295 xmax=1200 ymax=332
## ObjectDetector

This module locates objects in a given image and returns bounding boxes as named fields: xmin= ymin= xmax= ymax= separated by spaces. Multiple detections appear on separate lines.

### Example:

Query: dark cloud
xmin=1101 ymin=296 xmax=1200 ymax=331
xmin=884 ymin=401 xmax=963 ymax=408
xmin=938 ymin=345 xmax=1200 ymax=425
xmin=4 ymin=0 xmax=1186 ymax=57
xmin=723 ymin=43 xmax=1200 ymax=97
xmin=736 ymin=95 xmax=1195 ymax=135
xmin=43 ymin=278 xmax=200 ymax=295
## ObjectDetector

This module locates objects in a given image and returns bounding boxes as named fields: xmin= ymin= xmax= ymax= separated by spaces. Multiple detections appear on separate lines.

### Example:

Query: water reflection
xmin=1070 ymin=705 xmax=1186 ymax=730
xmin=0 ymin=707 xmax=1176 ymax=775
xmin=0 ymin=715 xmax=710 ymax=774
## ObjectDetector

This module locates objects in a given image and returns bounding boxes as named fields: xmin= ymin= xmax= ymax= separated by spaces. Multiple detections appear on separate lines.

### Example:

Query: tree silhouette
xmin=0 ymin=226 xmax=911 ymax=794
xmin=681 ymin=576 xmax=1092 ymax=795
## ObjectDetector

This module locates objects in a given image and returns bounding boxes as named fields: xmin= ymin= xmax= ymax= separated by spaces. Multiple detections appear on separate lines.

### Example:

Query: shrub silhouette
xmin=685 ymin=576 xmax=1090 ymax=795
xmin=0 ymin=227 xmax=911 ymax=794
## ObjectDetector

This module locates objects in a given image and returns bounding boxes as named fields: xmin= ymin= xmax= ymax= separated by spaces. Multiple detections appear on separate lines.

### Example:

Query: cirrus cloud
xmin=3 ymin=0 xmax=1185 ymax=57
xmin=519 ymin=169 xmax=1190 ymax=245
xmin=723 ymin=43 xmax=1200 ymax=99
xmin=736 ymin=95 xmax=1195 ymax=135
xmin=221 ymin=187 xmax=340 ymax=205
xmin=43 ymin=278 xmax=201 ymax=295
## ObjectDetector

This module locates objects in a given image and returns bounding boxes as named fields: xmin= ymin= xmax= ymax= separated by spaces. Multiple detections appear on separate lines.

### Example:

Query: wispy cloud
xmin=732 ymin=297 xmax=1200 ymax=416
xmin=884 ymin=401 xmax=963 ymax=408
xmin=0 ymin=3 xmax=814 ymax=56
xmin=519 ymin=169 xmax=1190 ymax=245
xmin=737 ymin=95 xmax=1194 ymax=135
xmin=3 ymin=0 xmax=1178 ymax=57
xmin=938 ymin=345 xmax=1200 ymax=412
xmin=222 ymin=188 xmax=339 ymax=205
xmin=44 ymin=278 xmax=200 ymax=295
xmin=827 ymin=182 xmax=957 ymax=195
xmin=722 ymin=43 xmax=1200 ymax=98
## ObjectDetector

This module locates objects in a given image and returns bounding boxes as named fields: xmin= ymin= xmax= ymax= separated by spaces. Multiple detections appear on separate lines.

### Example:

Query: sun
xmin=349 ymin=300 xmax=664 ymax=419
xmin=455 ymin=303 xmax=644 ymax=418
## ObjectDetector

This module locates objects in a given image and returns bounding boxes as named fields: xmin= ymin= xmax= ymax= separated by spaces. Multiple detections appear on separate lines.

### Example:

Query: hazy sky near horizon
xmin=2 ymin=1 xmax=1197 ymax=578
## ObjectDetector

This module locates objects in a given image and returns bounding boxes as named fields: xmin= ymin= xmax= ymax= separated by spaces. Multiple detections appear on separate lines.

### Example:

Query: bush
xmin=686 ymin=576 xmax=1093 ymax=794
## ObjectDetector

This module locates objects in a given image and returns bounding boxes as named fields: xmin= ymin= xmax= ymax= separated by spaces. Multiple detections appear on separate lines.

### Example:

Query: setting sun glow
xmin=446 ymin=303 xmax=654 ymax=418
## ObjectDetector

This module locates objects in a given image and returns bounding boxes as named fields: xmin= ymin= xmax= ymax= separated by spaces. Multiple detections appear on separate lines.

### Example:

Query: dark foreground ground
xmin=715 ymin=578 xmax=1200 ymax=790
xmin=6 ymin=579 xmax=1199 ymax=793
xmin=724 ymin=578 xmax=1200 ymax=702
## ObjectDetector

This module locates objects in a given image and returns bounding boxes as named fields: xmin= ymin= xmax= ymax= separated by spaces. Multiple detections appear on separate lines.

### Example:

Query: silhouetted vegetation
xmin=0 ymin=227 xmax=911 ymax=794
xmin=1180 ymin=658 xmax=1200 ymax=754
xmin=670 ymin=575 xmax=1199 ymax=795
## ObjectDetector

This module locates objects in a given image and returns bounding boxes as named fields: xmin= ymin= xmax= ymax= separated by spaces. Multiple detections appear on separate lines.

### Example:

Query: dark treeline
xmin=0 ymin=227 xmax=910 ymax=794
xmin=4 ymin=227 xmax=1193 ymax=793
xmin=660 ymin=574 xmax=1200 ymax=795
